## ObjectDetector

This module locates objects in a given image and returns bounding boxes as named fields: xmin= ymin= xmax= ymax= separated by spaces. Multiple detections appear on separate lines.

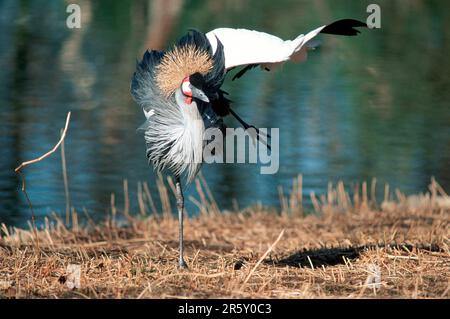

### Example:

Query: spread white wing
xmin=206 ymin=25 xmax=325 ymax=71
xmin=206 ymin=19 xmax=367 ymax=75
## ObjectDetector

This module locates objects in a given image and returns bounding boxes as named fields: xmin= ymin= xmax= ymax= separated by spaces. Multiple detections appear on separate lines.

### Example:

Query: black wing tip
xmin=320 ymin=18 xmax=368 ymax=36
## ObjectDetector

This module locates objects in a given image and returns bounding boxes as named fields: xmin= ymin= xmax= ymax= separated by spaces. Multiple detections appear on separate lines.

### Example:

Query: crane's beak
xmin=190 ymin=86 xmax=210 ymax=103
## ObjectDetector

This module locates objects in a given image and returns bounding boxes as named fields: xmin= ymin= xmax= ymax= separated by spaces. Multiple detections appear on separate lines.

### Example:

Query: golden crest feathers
xmin=155 ymin=45 xmax=213 ymax=97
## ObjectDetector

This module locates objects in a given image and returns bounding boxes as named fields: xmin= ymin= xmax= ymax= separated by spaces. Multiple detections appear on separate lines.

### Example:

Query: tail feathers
xmin=320 ymin=19 xmax=367 ymax=36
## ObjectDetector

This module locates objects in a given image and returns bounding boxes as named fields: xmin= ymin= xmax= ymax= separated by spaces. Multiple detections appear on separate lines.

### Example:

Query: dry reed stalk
xmin=156 ymin=174 xmax=171 ymax=218
xmin=71 ymin=207 xmax=78 ymax=232
xmin=61 ymin=129 xmax=71 ymax=225
xmin=310 ymin=191 xmax=321 ymax=212
xmin=110 ymin=193 xmax=117 ymax=228
xmin=353 ymin=182 xmax=360 ymax=209
xmin=232 ymin=198 xmax=240 ymax=212
xmin=166 ymin=175 xmax=177 ymax=197
xmin=361 ymin=181 xmax=369 ymax=211
xmin=289 ymin=177 xmax=298 ymax=211
xmin=296 ymin=174 xmax=303 ymax=216
xmin=337 ymin=181 xmax=349 ymax=211
xmin=278 ymin=185 xmax=288 ymax=215
xmin=195 ymin=179 xmax=209 ymax=215
xmin=371 ymin=178 xmax=377 ymax=207
xmin=123 ymin=179 xmax=129 ymax=219
xmin=142 ymin=181 xmax=158 ymax=216
xmin=384 ymin=183 xmax=390 ymax=202
xmin=189 ymin=196 xmax=204 ymax=213
xmin=431 ymin=177 xmax=448 ymax=197
xmin=327 ymin=182 xmax=333 ymax=206
xmin=137 ymin=182 xmax=146 ymax=216
xmin=198 ymin=172 xmax=219 ymax=215
xmin=396 ymin=189 xmax=406 ymax=203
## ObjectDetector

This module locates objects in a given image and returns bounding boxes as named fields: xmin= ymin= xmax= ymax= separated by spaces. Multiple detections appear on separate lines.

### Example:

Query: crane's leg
xmin=175 ymin=177 xmax=188 ymax=269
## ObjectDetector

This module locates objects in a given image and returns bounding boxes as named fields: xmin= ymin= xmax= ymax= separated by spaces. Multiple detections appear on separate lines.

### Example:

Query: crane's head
xmin=181 ymin=72 xmax=210 ymax=105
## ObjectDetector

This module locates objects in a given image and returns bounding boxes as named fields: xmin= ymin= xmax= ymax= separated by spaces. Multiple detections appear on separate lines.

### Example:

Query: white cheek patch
xmin=182 ymin=81 xmax=192 ymax=95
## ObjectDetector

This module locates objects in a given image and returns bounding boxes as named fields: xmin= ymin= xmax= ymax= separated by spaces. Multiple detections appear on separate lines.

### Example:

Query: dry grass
xmin=0 ymin=176 xmax=449 ymax=299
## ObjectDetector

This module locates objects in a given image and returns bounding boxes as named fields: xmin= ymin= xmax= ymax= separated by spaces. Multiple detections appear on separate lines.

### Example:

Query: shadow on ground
xmin=267 ymin=243 xmax=443 ymax=268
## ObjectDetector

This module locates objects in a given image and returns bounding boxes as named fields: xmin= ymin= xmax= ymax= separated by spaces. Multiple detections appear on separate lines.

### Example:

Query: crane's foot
xmin=179 ymin=258 xmax=188 ymax=269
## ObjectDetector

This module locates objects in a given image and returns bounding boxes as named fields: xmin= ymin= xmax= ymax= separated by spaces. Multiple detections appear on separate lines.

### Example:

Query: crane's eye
xmin=181 ymin=81 xmax=192 ymax=97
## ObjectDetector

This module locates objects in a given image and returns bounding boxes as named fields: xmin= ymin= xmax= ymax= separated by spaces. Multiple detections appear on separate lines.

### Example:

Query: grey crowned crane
xmin=131 ymin=19 xmax=367 ymax=268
